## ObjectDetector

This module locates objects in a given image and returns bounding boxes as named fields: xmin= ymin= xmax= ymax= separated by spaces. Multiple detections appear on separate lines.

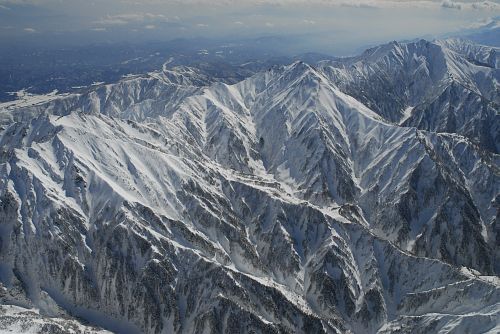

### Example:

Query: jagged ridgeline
xmin=0 ymin=38 xmax=498 ymax=333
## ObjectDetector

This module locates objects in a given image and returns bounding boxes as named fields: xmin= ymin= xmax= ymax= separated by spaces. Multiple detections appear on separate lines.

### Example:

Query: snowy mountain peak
xmin=0 ymin=38 xmax=498 ymax=334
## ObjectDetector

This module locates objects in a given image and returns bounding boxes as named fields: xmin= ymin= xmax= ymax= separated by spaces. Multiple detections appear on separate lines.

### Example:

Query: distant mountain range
xmin=448 ymin=16 xmax=500 ymax=47
xmin=0 ymin=37 xmax=498 ymax=333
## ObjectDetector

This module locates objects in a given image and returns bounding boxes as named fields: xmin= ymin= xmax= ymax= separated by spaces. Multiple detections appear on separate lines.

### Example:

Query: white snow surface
xmin=0 ymin=38 xmax=498 ymax=334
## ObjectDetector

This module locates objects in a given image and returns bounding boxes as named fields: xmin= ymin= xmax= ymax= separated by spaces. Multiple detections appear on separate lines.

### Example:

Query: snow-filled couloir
xmin=0 ymin=38 xmax=498 ymax=333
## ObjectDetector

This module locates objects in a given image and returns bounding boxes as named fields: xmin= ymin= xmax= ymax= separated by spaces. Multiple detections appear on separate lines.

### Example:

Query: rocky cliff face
xmin=320 ymin=38 xmax=500 ymax=153
xmin=0 ymin=39 xmax=498 ymax=333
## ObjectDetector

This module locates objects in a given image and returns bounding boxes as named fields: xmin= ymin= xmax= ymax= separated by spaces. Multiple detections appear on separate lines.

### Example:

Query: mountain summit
xmin=0 ymin=38 xmax=498 ymax=333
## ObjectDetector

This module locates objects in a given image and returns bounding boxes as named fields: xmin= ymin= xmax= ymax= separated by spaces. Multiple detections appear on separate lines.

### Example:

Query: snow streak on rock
xmin=0 ymin=39 xmax=498 ymax=333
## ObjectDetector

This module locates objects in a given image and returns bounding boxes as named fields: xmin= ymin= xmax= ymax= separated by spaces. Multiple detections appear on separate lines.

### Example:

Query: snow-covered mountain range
xmin=0 ymin=38 xmax=498 ymax=333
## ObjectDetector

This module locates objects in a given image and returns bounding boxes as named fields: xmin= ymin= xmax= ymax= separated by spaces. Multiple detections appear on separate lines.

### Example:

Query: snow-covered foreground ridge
xmin=0 ymin=38 xmax=498 ymax=333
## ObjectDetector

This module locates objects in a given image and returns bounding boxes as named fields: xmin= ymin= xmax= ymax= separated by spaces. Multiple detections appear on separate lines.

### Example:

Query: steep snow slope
xmin=0 ymin=305 xmax=112 ymax=334
xmin=319 ymin=38 xmax=499 ymax=153
xmin=0 ymin=42 xmax=498 ymax=333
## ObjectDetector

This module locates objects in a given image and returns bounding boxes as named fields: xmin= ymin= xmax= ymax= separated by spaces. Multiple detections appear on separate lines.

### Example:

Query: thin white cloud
xmin=144 ymin=24 xmax=156 ymax=29
xmin=2 ymin=0 xmax=499 ymax=56
xmin=440 ymin=0 xmax=500 ymax=10
xmin=115 ymin=0 xmax=496 ymax=9
xmin=337 ymin=1 xmax=379 ymax=9
xmin=3 ymin=0 xmax=500 ymax=11
xmin=471 ymin=1 xmax=500 ymax=10
xmin=223 ymin=0 xmax=500 ymax=11
xmin=95 ymin=13 xmax=170 ymax=26
xmin=442 ymin=0 xmax=462 ymax=10
xmin=23 ymin=27 xmax=36 ymax=33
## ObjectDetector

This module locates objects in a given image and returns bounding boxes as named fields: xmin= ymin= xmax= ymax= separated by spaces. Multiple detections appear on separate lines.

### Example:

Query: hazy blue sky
xmin=1 ymin=0 xmax=499 ymax=54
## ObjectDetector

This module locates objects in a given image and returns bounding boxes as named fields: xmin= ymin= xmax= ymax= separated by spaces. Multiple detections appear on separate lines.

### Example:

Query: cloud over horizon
xmin=0 ymin=0 xmax=499 ymax=54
